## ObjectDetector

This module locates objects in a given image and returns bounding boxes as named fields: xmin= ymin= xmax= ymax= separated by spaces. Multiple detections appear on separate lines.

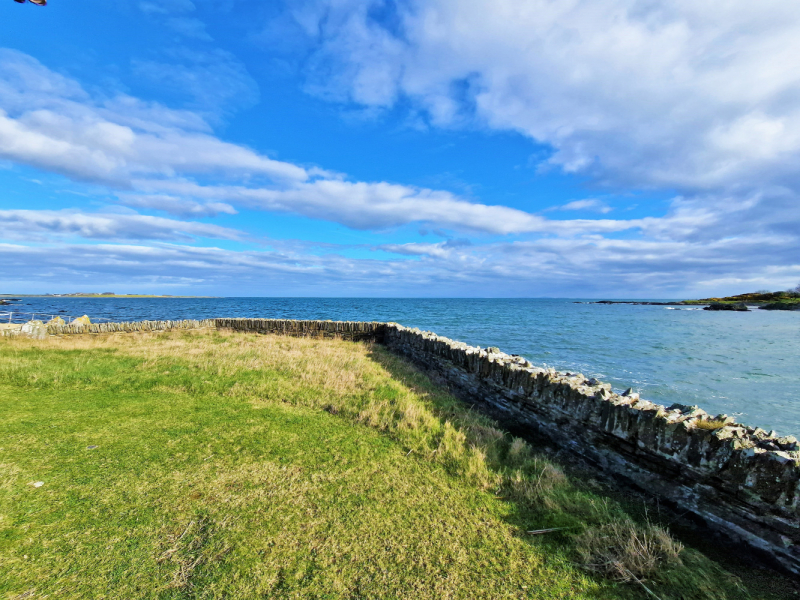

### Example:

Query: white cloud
xmin=380 ymin=238 xmax=471 ymax=258
xmin=0 ymin=209 xmax=242 ymax=242
xmin=130 ymin=178 xmax=644 ymax=235
xmin=548 ymin=199 xmax=613 ymax=214
xmin=0 ymin=49 xmax=306 ymax=185
xmin=117 ymin=194 xmax=238 ymax=218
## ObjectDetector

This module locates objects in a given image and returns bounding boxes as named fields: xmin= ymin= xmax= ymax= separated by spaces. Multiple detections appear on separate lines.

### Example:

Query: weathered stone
xmin=778 ymin=437 xmax=800 ymax=452
xmin=20 ymin=320 xmax=47 ymax=340
xmin=704 ymin=301 xmax=749 ymax=311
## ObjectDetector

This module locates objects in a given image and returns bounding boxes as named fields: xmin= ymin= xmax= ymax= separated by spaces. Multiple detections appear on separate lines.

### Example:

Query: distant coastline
xmin=0 ymin=293 xmax=218 ymax=299
xmin=581 ymin=290 xmax=800 ymax=311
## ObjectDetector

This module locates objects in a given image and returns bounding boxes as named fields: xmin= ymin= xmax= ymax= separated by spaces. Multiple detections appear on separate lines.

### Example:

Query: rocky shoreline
xmin=580 ymin=295 xmax=800 ymax=311
xmin=575 ymin=300 xmax=688 ymax=306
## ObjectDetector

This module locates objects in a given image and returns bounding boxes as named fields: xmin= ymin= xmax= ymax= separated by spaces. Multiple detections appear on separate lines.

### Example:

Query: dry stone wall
xmin=46 ymin=319 xmax=216 ymax=335
xmin=6 ymin=316 xmax=799 ymax=573
xmin=382 ymin=323 xmax=800 ymax=575
xmin=215 ymin=317 xmax=385 ymax=342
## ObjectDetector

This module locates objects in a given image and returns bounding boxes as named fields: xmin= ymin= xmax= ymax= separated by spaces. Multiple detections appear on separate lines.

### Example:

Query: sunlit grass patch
xmin=0 ymin=330 xmax=773 ymax=599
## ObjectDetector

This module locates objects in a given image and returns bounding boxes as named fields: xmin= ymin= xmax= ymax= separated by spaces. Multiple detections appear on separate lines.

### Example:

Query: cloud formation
xmin=133 ymin=178 xmax=640 ymax=234
xmin=296 ymin=0 xmax=800 ymax=194
xmin=0 ymin=49 xmax=306 ymax=185
xmin=2 ymin=230 xmax=797 ymax=297
xmin=3 ymin=0 xmax=800 ymax=299
xmin=0 ymin=47 xmax=646 ymax=237
xmin=14 ymin=34 xmax=784 ymax=253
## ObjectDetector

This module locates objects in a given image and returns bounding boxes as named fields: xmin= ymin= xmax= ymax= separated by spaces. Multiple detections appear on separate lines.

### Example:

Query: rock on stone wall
xmin=0 ymin=321 xmax=47 ymax=339
xmin=215 ymin=318 xmax=386 ymax=342
xmin=22 ymin=320 xmax=47 ymax=339
xmin=382 ymin=323 xmax=800 ymax=575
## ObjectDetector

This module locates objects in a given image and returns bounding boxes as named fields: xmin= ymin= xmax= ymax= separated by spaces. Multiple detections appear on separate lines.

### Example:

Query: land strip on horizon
xmin=0 ymin=294 xmax=218 ymax=298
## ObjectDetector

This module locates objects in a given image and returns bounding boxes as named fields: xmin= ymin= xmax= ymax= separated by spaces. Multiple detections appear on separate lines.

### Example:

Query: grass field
xmin=0 ymin=330 xmax=790 ymax=599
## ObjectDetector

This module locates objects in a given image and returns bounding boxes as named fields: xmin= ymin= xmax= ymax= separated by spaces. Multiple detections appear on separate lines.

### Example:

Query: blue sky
xmin=1 ymin=0 xmax=799 ymax=297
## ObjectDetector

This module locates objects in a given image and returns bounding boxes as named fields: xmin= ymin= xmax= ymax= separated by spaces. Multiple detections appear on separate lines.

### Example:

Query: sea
xmin=4 ymin=296 xmax=799 ymax=437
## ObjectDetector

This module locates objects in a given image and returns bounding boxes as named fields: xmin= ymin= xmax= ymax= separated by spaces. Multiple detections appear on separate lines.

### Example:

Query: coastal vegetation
xmin=683 ymin=289 xmax=800 ymax=309
xmin=0 ymin=330 xmax=792 ymax=598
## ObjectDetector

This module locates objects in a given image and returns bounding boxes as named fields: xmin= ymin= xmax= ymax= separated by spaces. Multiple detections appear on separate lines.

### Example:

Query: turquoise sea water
xmin=5 ymin=297 xmax=799 ymax=436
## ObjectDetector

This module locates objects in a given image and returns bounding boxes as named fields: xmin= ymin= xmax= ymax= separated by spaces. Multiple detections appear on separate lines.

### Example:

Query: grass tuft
xmin=694 ymin=419 xmax=729 ymax=430
xmin=576 ymin=519 xmax=684 ymax=582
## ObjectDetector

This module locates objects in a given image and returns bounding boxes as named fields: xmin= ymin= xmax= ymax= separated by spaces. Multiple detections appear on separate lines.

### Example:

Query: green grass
xmin=0 ymin=330 xmax=786 ymax=599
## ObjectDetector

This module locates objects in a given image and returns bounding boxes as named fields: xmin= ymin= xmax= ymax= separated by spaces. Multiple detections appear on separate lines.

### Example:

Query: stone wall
xmin=215 ymin=318 xmax=385 ymax=342
xmin=6 ymin=316 xmax=799 ymax=573
xmin=46 ymin=319 xmax=216 ymax=335
xmin=18 ymin=317 xmax=381 ymax=339
xmin=382 ymin=323 xmax=800 ymax=575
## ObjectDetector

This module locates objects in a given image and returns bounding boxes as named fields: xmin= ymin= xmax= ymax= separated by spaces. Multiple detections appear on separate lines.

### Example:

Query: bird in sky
xmin=13 ymin=0 xmax=47 ymax=5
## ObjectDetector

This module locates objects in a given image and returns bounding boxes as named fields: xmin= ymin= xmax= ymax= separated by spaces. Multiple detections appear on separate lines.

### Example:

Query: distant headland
xmin=581 ymin=289 xmax=800 ymax=311
xmin=684 ymin=290 xmax=800 ymax=311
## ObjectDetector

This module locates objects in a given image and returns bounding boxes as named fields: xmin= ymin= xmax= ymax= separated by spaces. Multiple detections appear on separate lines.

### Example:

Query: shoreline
xmin=581 ymin=299 xmax=800 ymax=311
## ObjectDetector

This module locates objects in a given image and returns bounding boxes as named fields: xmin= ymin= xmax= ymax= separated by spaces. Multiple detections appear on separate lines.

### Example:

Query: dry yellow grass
xmin=576 ymin=520 xmax=684 ymax=582
xmin=694 ymin=418 xmax=729 ymax=430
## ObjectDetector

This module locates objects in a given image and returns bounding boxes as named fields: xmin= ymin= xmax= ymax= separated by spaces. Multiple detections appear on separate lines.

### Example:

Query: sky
xmin=1 ymin=0 xmax=799 ymax=298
